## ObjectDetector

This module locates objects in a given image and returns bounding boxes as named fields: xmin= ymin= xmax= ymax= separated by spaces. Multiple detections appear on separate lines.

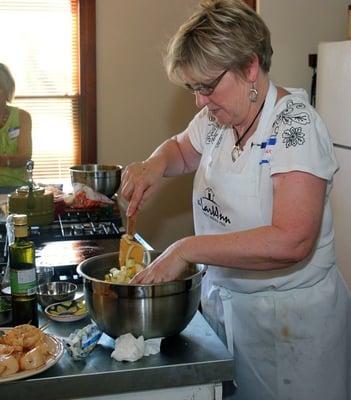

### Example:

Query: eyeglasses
xmin=185 ymin=70 xmax=227 ymax=96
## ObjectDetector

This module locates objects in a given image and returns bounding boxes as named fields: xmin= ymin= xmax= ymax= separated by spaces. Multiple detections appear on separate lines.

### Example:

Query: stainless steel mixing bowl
xmin=77 ymin=251 xmax=205 ymax=338
xmin=37 ymin=281 xmax=77 ymax=309
xmin=70 ymin=164 xmax=123 ymax=197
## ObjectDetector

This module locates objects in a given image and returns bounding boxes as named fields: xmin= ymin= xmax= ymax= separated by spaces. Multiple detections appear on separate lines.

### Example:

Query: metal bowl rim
xmin=70 ymin=164 xmax=123 ymax=172
xmin=76 ymin=251 xmax=206 ymax=287
xmin=37 ymin=281 xmax=78 ymax=295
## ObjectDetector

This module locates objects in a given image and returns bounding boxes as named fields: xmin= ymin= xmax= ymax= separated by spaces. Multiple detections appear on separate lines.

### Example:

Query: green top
xmin=0 ymin=106 xmax=26 ymax=187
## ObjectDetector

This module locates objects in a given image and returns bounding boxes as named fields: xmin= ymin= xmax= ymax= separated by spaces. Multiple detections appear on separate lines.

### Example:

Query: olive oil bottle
xmin=9 ymin=214 xmax=38 ymax=326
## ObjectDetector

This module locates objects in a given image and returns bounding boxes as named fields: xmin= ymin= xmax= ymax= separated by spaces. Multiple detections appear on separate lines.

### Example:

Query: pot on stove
xmin=8 ymin=186 xmax=54 ymax=226
xmin=7 ymin=161 xmax=54 ymax=226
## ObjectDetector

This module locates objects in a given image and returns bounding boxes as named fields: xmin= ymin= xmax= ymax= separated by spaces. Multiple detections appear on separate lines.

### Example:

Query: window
xmin=0 ymin=0 xmax=96 ymax=184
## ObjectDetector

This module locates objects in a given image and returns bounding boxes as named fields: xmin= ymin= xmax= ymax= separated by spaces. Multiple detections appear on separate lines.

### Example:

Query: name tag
xmin=8 ymin=127 xmax=20 ymax=139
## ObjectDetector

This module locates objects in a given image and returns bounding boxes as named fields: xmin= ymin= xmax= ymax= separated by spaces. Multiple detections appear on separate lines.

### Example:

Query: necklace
xmin=231 ymin=99 xmax=265 ymax=162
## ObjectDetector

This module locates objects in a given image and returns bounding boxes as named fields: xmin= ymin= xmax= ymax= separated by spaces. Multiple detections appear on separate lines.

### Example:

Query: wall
xmin=259 ymin=0 xmax=350 ymax=94
xmin=96 ymin=1 xmax=350 ymax=259
xmin=96 ymin=0 xmax=198 ymax=250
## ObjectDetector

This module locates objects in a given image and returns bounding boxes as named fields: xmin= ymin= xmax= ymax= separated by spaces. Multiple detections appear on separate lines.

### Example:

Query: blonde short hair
xmin=164 ymin=0 xmax=273 ymax=84
xmin=0 ymin=63 xmax=16 ymax=102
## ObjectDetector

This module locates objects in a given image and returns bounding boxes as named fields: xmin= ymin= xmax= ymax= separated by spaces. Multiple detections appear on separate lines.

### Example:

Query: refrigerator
xmin=316 ymin=40 xmax=351 ymax=289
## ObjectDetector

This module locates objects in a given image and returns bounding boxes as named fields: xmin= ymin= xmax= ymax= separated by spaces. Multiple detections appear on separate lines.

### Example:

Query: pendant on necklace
xmin=231 ymin=145 xmax=242 ymax=162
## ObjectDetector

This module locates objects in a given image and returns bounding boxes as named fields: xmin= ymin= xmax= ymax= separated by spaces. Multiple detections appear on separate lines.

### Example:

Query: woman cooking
xmin=0 ymin=63 xmax=32 ymax=194
xmin=121 ymin=1 xmax=351 ymax=399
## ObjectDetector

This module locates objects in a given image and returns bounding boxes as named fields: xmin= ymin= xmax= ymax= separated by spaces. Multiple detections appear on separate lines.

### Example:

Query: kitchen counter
xmin=1 ymin=312 xmax=235 ymax=400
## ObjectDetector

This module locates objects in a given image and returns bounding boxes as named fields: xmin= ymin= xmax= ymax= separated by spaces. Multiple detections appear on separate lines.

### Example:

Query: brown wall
xmin=96 ymin=0 xmax=199 ymax=250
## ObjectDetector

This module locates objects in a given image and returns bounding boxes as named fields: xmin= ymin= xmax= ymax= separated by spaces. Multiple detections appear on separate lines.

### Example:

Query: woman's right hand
xmin=120 ymin=160 xmax=163 ymax=217
xmin=121 ymin=133 xmax=199 ymax=216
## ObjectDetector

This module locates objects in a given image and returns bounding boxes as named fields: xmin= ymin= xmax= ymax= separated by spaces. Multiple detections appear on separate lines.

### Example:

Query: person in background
xmin=0 ymin=63 xmax=32 ymax=194
xmin=121 ymin=1 xmax=351 ymax=399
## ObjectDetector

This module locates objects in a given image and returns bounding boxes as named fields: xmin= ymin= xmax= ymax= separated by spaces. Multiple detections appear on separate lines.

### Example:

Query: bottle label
xmin=10 ymin=268 xmax=37 ymax=295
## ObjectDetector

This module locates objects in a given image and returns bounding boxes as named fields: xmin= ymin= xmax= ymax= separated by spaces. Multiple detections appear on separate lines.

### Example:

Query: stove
xmin=29 ymin=206 xmax=125 ymax=243
xmin=0 ymin=204 xmax=130 ymax=284
xmin=35 ymin=239 xmax=122 ymax=283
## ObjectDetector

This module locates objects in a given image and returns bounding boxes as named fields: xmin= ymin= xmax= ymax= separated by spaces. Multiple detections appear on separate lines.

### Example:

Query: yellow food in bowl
xmin=105 ymin=259 xmax=145 ymax=284
xmin=47 ymin=300 xmax=86 ymax=317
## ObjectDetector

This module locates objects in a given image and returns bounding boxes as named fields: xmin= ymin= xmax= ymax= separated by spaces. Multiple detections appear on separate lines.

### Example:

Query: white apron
xmin=193 ymin=83 xmax=351 ymax=400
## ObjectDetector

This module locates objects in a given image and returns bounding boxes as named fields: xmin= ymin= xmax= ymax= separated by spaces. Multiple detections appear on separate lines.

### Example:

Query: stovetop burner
xmin=0 ymin=205 xmax=143 ymax=287
xmin=0 ymin=206 xmax=151 ymax=286
xmin=28 ymin=207 xmax=125 ymax=244
xmin=0 ymin=205 xmax=126 ymax=280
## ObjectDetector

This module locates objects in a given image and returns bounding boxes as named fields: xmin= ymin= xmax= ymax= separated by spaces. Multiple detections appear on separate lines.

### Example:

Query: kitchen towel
xmin=110 ymin=333 xmax=162 ymax=362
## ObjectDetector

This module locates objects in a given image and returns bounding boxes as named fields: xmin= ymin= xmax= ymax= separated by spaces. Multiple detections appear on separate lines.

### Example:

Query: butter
xmin=64 ymin=323 xmax=102 ymax=360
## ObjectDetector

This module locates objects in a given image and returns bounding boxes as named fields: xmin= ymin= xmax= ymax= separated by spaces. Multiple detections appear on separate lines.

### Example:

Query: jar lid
xmin=16 ymin=186 xmax=44 ymax=195
xmin=12 ymin=214 xmax=28 ymax=226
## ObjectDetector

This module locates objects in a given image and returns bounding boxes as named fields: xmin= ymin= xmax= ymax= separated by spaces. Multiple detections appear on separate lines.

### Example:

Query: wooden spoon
xmin=127 ymin=214 xmax=136 ymax=238
xmin=119 ymin=213 xmax=144 ymax=267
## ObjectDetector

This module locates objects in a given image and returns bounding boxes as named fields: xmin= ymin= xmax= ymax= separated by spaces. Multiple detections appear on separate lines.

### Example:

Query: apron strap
xmin=248 ymin=81 xmax=277 ymax=145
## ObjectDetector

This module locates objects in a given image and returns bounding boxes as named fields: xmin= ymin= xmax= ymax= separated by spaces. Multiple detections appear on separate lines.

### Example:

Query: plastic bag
xmin=67 ymin=183 xmax=114 ymax=208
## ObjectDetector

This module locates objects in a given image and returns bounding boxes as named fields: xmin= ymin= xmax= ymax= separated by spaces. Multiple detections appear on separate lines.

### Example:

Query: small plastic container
xmin=63 ymin=323 xmax=102 ymax=360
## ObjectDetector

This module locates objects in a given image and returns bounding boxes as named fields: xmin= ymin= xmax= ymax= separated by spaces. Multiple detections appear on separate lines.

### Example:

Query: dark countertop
xmin=1 ymin=312 xmax=235 ymax=399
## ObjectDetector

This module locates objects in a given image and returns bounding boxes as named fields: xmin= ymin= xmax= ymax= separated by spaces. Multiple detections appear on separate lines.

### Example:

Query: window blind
xmin=0 ymin=0 xmax=80 ymax=183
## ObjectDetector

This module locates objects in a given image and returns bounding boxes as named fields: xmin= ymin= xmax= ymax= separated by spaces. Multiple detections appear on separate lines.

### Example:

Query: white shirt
xmin=187 ymin=82 xmax=339 ymax=293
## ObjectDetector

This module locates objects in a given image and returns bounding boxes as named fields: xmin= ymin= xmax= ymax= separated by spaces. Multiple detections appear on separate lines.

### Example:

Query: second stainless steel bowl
xmin=37 ymin=281 xmax=77 ymax=308
xmin=70 ymin=164 xmax=123 ymax=197
xmin=77 ymin=252 xmax=205 ymax=339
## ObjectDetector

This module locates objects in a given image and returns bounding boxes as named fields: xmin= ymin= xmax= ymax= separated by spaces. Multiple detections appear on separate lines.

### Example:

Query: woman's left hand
xmin=130 ymin=241 xmax=189 ymax=284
